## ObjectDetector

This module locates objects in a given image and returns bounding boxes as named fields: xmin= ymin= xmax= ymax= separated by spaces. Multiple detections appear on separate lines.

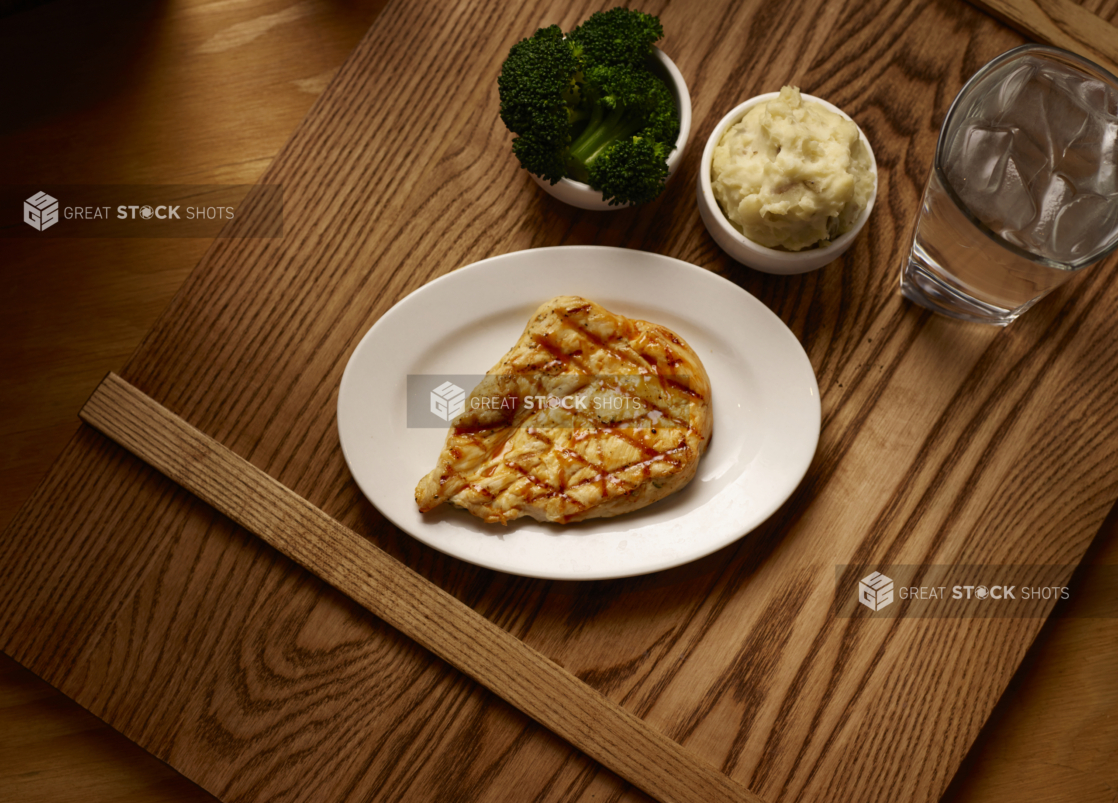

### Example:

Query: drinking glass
xmin=900 ymin=45 xmax=1118 ymax=325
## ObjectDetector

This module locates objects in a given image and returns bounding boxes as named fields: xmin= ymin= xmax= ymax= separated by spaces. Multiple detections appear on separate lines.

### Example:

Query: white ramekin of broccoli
xmin=497 ymin=8 xmax=691 ymax=210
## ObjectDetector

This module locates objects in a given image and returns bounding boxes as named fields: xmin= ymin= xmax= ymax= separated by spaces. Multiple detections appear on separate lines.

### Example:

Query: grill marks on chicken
xmin=415 ymin=296 xmax=713 ymax=524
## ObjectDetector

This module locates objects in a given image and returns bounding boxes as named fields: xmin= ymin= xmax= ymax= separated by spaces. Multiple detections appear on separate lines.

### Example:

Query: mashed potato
xmin=711 ymin=86 xmax=874 ymax=251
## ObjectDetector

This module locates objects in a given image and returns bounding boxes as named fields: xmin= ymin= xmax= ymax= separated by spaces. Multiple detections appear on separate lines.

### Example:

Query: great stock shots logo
xmin=858 ymin=571 xmax=895 ymax=611
xmin=408 ymin=374 xmax=685 ymax=429
xmin=6 ymin=185 xmax=284 ymax=238
xmin=24 ymin=191 xmax=59 ymax=231
xmin=836 ymin=564 xmax=1102 ymax=618
xmin=430 ymin=381 xmax=466 ymax=422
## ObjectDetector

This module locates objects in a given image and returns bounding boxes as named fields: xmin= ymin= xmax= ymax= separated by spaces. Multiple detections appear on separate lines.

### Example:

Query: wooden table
xmin=2 ymin=0 xmax=1117 ymax=801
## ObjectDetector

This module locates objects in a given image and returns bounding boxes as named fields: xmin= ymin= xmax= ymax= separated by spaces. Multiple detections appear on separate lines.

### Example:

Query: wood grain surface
xmin=968 ymin=0 xmax=1118 ymax=73
xmin=0 ymin=0 xmax=388 ymax=530
xmin=0 ymin=0 xmax=384 ymax=800
xmin=79 ymin=373 xmax=762 ymax=803
xmin=2 ymin=0 xmax=1117 ymax=802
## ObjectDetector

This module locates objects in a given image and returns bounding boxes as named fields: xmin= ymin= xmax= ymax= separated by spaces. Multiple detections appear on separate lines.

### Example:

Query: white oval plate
xmin=337 ymin=246 xmax=820 ymax=580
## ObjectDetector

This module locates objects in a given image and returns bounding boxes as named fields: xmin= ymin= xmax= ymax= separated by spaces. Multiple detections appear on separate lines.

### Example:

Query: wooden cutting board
xmin=3 ymin=1 xmax=1118 ymax=802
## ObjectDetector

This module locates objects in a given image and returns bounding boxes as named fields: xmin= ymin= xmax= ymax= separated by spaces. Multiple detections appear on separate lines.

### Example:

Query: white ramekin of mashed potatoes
xmin=697 ymin=87 xmax=877 ymax=274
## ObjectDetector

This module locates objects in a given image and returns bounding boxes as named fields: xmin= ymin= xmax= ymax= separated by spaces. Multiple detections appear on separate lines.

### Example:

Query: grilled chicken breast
xmin=415 ymin=296 xmax=713 ymax=524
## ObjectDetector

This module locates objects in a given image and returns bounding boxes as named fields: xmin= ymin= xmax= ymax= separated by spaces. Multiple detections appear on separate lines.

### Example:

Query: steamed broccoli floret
xmin=497 ymin=25 xmax=585 ymax=184
xmin=566 ymin=63 xmax=677 ymax=181
xmin=588 ymin=135 xmax=674 ymax=207
xmin=496 ymin=8 xmax=679 ymax=206
xmin=567 ymin=8 xmax=664 ymax=67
